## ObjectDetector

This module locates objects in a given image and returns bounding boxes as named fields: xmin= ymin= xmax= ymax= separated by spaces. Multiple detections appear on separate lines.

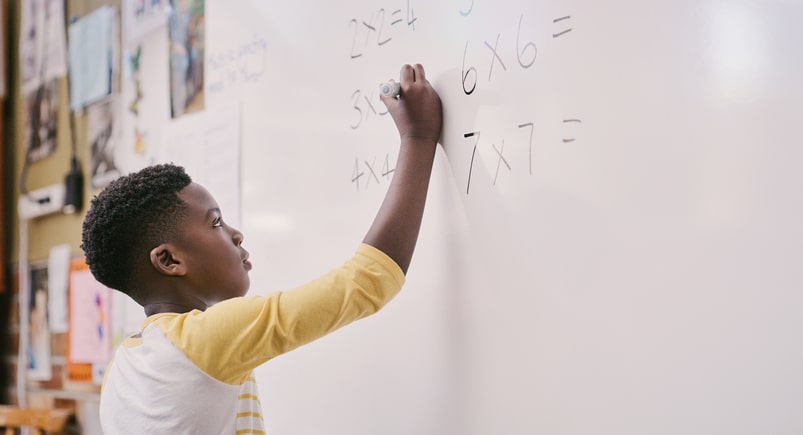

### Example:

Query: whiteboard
xmin=198 ymin=0 xmax=803 ymax=434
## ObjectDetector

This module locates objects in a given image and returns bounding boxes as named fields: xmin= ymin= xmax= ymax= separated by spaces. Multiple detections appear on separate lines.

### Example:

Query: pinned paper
xmin=68 ymin=6 xmax=115 ymax=109
xmin=20 ymin=0 xmax=68 ymax=96
xmin=68 ymin=258 xmax=111 ymax=364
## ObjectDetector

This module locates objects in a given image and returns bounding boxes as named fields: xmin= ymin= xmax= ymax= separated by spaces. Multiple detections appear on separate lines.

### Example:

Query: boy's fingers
xmin=385 ymin=63 xmax=427 ymax=106
xmin=379 ymin=93 xmax=394 ymax=107
xmin=400 ymin=64 xmax=415 ymax=84
xmin=413 ymin=64 xmax=425 ymax=82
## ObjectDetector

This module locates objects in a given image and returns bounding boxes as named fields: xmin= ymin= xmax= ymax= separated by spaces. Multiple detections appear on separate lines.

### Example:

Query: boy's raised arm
xmin=362 ymin=64 xmax=443 ymax=275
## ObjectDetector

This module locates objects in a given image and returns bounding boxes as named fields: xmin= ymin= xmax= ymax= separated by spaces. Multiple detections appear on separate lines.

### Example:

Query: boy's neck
xmin=144 ymin=302 xmax=206 ymax=316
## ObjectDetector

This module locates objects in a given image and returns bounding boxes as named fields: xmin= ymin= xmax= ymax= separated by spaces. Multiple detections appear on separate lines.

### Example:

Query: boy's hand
xmin=364 ymin=64 xmax=442 ymax=274
xmin=380 ymin=64 xmax=443 ymax=145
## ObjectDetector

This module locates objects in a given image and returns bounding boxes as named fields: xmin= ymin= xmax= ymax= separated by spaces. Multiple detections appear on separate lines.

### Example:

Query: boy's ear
xmin=149 ymin=244 xmax=187 ymax=277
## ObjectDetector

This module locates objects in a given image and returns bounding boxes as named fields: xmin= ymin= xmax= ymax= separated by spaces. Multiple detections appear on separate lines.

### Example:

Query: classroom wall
xmin=4 ymin=1 xmax=118 ymax=430
xmin=7 ymin=0 xmax=114 ymax=264
xmin=3 ymin=1 xmax=803 ymax=434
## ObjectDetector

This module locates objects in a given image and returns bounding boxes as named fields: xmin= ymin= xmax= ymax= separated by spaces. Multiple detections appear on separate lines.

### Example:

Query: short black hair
xmin=81 ymin=164 xmax=192 ymax=298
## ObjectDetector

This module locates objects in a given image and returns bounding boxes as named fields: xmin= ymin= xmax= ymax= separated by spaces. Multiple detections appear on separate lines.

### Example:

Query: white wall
xmin=190 ymin=1 xmax=803 ymax=433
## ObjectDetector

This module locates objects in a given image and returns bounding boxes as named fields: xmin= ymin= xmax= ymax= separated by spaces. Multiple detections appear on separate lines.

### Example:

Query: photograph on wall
xmin=123 ymin=0 xmax=170 ymax=45
xmin=168 ymin=0 xmax=205 ymax=118
xmin=28 ymin=264 xmax=52 ymax=381
xmin=88 ymin=98 xmax=122 ymax=188
xmin=24 ymin=78 xmax=59 ymax=162
xmin=19 ymin=0 xmax=68 ymax=96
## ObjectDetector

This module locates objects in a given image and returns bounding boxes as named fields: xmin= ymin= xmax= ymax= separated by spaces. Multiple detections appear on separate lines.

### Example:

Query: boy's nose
xmin=232 ymin=229 xmax=244 ymax=246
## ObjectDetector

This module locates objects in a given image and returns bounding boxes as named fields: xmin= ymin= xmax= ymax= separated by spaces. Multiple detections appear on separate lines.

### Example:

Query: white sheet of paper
xmin=122 ymin=0 xmax=169 ymax=46
xmin=47 ymin=244 xmax=71 ymax=333
xmin=20 ymin=0 xmax=69 ymax=95
xmin=159 ymin=105 xmax=242 ymax=228
xmin=68 ymin=5 xmax=114 ymax=109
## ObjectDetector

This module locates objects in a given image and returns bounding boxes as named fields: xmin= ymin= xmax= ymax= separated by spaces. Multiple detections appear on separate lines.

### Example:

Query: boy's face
xmin=175 ymin=182 xmax=251 ymax=304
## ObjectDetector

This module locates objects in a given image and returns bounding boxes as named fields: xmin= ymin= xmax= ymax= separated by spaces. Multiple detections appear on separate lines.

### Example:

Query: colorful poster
xmin=68 ymin=258 xmax=111 ymax=364
xmin=168 ymin=0 xmax=205 ymax=118
xmin=118 ymin=27 xmax=170 ymax=174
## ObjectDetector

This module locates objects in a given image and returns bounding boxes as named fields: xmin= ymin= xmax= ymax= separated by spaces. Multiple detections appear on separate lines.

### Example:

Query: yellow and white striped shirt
xmin=100 ymin=244 xmax=404 ymax=434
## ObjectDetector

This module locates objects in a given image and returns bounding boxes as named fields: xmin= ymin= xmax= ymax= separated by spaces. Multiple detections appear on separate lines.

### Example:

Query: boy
xmin=81 ymin=64 xmax=442 ymax=434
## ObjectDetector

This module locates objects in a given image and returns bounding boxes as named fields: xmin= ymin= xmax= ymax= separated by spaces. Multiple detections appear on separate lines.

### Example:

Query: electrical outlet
xmin=18 ymin=184 xmax=67 ymax=219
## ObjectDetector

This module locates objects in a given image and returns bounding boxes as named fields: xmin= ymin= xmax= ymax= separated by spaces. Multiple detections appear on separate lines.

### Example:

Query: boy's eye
xmin=212 ymin=217 xmax=222 ymax=228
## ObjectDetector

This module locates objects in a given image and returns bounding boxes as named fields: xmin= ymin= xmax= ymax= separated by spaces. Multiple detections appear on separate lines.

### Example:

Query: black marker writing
xmin=492 ymin=140 xmax=511 ymax=185
xmin=350 ymin=88 xmax=390 ymax=130
xmin=517 ymin=14 xmax=537 ymax=68
xmin=460 ymin=13 xmax=539 ymax=93
xmin=349 ymin=1 xmax=417 ymax=59
xmin=553 ymin=16 xmax=572 ymax=38
xmin=462 ymin=41 xmax=478 ymax=95
xmin=352 ymin=158 xmax=365 ymax=191
xmin=208 ymin=35 xmax=267 ymax=94
xmin=352 ymin=154 xmax=396 ymax=192
xmin=518 ymin=122 xmax=534 ymax=175
xmin=485 ymin=33 xmax=507 ymax=81
xmin=562 ymin=118 xmax=582 ymax=143
xmin=465 ymin=131 xmax=481 ymax=194
xmin=365 ymin=157 xmax=381 ymax=185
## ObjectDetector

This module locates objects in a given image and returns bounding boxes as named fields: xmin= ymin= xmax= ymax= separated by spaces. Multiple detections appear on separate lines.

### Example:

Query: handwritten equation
xmin=461 ymin=13 xmax=572 ymax=94
xmin=349 ymin=86 xmax=391 ymax=130
xmin=462 ymin=118 xmax=582 ymax=194
xmin=207 ymin=34 xmax=267 ymax=94
xmin=346 ymin=6 xmax=584 ymax=194
xmin=351 ymin=154 xmax=396 ymax=192
xmin=348 ymin=0 xmax=417 ymax=60
xmin=457 ymin=8 xmax=582 ymax=194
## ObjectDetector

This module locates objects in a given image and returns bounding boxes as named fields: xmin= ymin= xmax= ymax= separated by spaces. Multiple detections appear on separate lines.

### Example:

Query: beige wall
xmin=9 ymin=0 xmax=121 ymax=263
xmin=5 ymin=0 xmax=122 ymax=422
